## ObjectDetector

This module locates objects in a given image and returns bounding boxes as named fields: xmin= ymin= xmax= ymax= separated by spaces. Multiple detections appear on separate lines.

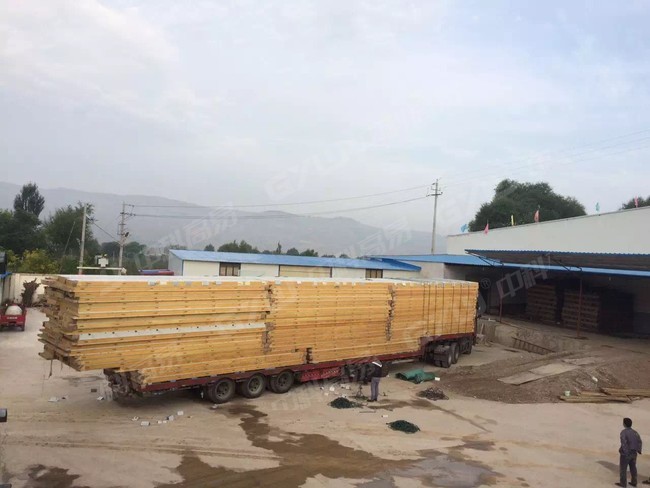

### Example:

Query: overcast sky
xmin=1 ymin=1 xmax=649 ymax=236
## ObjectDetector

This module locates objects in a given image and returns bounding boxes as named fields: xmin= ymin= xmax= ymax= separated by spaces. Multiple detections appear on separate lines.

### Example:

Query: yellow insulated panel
xmin=40 ymin=276 xmax=478 ymax=386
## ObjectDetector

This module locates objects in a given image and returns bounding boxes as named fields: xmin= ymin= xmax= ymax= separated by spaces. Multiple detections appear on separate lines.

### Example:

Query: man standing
xmin=368 ymin=361 xmax=382 ymax=402
xmin=617 ymin=417 xmax=642 ymax=487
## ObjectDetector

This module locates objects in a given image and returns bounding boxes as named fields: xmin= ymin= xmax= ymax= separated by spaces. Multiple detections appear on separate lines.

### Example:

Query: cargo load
xmin=40 ymin=275 xmax=478 ymax=402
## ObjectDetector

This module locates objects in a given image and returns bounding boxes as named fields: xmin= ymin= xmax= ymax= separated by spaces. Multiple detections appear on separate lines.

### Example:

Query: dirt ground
xmin=2 ymin=310 xmax=650 ymax=488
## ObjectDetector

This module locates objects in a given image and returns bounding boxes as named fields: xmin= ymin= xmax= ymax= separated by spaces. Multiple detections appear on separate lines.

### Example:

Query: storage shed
xmin=168 ymin=250 xmax=421 ymax=279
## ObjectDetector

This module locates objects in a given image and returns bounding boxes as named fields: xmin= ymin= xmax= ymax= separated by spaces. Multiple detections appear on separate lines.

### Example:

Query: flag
xmin=635 ymin=197 xmax=639 ymax=208
xmin=484 ymin=222 xmax=489 ymax=234
xmin=534 ymin=209 xmax=539 ymax=223
xmin=460 ymin=223 xmax=468 ymax=233
xmin=510 ymin=215 xmax=515 ymax=226
xmin=595 ymin=202 xmax=600 ymax=212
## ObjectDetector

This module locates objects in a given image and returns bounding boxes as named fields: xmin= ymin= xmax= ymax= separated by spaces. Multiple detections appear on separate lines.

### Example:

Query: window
xmin=219 ymin=263 xmax=241 ymax=276
xmin=366 ymin=269 xmax=383 ymax=279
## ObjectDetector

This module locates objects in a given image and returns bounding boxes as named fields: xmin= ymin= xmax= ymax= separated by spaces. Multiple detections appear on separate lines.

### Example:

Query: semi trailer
xmin=40 ymin=275 xmax=478 ymax=403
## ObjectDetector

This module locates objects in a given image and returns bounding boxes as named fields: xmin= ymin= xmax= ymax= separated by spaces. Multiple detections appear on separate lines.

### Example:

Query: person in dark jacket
xmin=368 ymin=361 xmax=382 ymax=402
xmin=617 ymin=417 xmax=642 ymax=487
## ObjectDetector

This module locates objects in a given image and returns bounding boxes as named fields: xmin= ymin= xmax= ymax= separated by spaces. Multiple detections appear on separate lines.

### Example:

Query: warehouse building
xmin=372 ymin=206 xmax=650 ymax=335
xmin=167 ymin=250 xmax=421 ymax=279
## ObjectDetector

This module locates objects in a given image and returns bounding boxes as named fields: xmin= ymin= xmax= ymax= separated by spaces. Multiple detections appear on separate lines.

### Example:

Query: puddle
xmin=157 ymin=404 xmax=500 ymax=487
xmin=23 ymin=465 xmax=90 ymax=488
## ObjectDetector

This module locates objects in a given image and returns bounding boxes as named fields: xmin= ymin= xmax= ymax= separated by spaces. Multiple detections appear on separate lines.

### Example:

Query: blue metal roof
xmin=371 ymin=254 xmax=500 ymax=266
xmin=169 ymin=250 xmax=421 ymax=272
xmin=371 ymin=254 xmax=650 ymax=278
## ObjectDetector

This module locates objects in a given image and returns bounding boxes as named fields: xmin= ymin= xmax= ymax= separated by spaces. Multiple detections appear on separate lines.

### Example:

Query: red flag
xmin=484 ymin=222 xmax=489 ymax=234
xmin=635 ymin=197 xmax=639 ymax=208
xmin=534 ymin=209 xmax=540 ymax=223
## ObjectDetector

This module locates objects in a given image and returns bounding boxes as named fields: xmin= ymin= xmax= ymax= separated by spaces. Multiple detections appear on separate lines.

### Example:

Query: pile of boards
xmin=560 ymin=388 xmax=650 ymax=404
xmin=40 ymin=275 xmax=478 ymax=388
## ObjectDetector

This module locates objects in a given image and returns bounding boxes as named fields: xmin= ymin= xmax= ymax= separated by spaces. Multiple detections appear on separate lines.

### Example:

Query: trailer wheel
xmin=238 ymin=374 xmax=267 ymax=399
xmin=462 ymin=339 xmax=473 ymax=355
xmin=450 ymin=342 xmax=460 ymax=364
xmin=207 ymin=378 xmax=236 ymax=404
xmin=440 ymin=348 xmax=453 ymax=369
xmin=270 ymin=370 xmax=294 ymax=394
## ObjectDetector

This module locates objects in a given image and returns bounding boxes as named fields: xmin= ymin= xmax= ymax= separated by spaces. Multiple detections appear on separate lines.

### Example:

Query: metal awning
xmin=466 ymin=250 xmax=650 ymax=272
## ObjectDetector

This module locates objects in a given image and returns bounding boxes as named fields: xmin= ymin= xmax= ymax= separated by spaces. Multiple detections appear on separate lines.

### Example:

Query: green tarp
xmin=396 ymin=368 xmax=438 ymax=384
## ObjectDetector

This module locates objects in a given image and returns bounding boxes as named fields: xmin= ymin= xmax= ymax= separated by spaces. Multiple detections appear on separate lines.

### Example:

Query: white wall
xmin=383 ymin=269 xmax=421 ymax=280
xmin=4 ymin=273 xmax=47 ymax=303
xmin=331 ymin=268 xmax=365 ymax=278
xmin=168 ymin=253 xmax=183 ymax=276
xmin=447 ymin=207 xmax=650 ymax=254
xmin=182 ymin=261 xmax=220 ymax=276
xmin=240 ymin=263 xmax=279 ymax=277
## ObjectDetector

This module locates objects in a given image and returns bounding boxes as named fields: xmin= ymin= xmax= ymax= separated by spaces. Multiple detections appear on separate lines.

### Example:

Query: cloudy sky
xmin=1 ymin=1 xmax=649 ymax=236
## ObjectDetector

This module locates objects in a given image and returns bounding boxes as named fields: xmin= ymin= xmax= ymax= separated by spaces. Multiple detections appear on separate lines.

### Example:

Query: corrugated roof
xmin=169 ymin=250 xmax=421 ymax=271
xmin=371 ymin=254 xmax=500 ymax=266
xmin=371 ymin=254 xmax=650 ymax=278
xmin=467 ymin=250 xmax=650 ymax=272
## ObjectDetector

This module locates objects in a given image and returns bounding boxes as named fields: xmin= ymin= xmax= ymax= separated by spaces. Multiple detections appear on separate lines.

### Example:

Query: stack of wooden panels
xmin=41 ymin=276 xmax=478 ymax=387
xmin=562 ymin=289 xmax=600 ymax=331
xmin=525 ymin=284 xmax=557 ymax=322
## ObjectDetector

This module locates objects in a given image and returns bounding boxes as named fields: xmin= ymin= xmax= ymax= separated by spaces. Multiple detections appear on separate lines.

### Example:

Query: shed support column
xmin=576 ymin=276 xmax=583 ymax=339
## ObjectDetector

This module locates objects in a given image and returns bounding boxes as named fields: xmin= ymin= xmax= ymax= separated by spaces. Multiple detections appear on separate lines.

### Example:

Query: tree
xmin=1 ymin=210 xmax=44 ymax=255
xmin=468 ymin=179 xmax=586 ymax=231
xmin=275 ymin=242 xmax=282 ymax=254
xmin=300 ymin=249 xmax=318 ymax=257
xmin=101 ymin=241 xmax=120 ymax=259
xmin=322 ymin=254 xmax=335 ymax=258
xmin=217 ymin=240 xmax=259 ymax=254
xmin=15 ymin=249 xmax=58 ymax=273
xmin=338 ymin=253 xmax=350 ymax=259
xmin=43 ymin=203 xmax=99 ymax=260
xmin=621 ymin=196 xmax=650 ymax=209
xmin=286 ymin=247 xmax=299 ymax=256
xmin=204 ymin=244 xmax=215 ymax=251
xmin=14 ymin=183 xmax=45 ymax=218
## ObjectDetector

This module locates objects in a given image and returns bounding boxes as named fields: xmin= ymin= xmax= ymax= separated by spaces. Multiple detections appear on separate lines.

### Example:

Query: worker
xmin=368 ymin=360 xmax=382 ymax=402
xmin=616 ymin=417 xmax=642 ymax=487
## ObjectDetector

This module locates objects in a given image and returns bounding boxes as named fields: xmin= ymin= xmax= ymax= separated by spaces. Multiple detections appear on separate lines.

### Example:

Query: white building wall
xmin=182 ymin=261 xmax=220 ymax=276
xmin=447 ymin=207 xmax=650 ymax=254
xmin=4 ymin=273 xmax=47 ymax=303
xmin=168 ymin=253 xmax=183 ymax=276
xmin=331 ymin=268 xmax=365 ymax=279
xmin=240 ymin=263 xmax=279 ymax=277
xmin=383 ymin=270 xmax=421 ymax=280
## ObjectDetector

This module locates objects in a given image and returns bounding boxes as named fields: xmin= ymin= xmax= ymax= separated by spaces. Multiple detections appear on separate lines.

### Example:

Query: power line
xmin=131 ymin=195 xmax=431 ymax=220
xmin=91 ymin=220 xmax=118 ymax=241
xmin=129 ymin=184 xmax=429 ymax=209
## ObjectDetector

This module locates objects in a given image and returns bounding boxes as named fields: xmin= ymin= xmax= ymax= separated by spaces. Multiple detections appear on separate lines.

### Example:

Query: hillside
xmin=0 ymin=182 xmax=442 ymax=256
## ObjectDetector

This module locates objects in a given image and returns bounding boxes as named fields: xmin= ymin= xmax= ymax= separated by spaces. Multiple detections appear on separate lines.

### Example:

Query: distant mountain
xmin=0 ymin=182 xmax=444 ymax=256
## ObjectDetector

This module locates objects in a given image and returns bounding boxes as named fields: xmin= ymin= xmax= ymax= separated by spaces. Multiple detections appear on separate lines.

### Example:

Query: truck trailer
xmin=40 ymin=275 xmax=478 ymax=403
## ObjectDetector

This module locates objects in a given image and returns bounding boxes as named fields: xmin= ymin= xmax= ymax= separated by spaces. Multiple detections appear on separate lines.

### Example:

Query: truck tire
xmin=463 ymin=339 xmax=473 ymax=355
xmin=207 ymin=378 xmax=236 ymax=404
xmin=450 ymin=342 xmax=460 ymax=364
xmin=269 ymin=370 xmax=294 ymax=394
xmin=440 ymin=348 xmax=453 ymax=369
xmin=238 ymin=374 xmax=267 ymax=399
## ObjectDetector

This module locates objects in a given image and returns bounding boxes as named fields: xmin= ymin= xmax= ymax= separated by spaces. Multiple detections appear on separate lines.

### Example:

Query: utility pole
xmin=78 ymin=204 xmax=87 ymax=275
xmin=429 ymin=179 xmax=443 ymax=254
xmin=117 ymin=202 xmax=132 ymax=273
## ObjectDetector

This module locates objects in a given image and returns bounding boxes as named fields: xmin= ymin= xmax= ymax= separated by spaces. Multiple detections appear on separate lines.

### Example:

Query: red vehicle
xmin=0 ymin=303 xmax=26 ymax=331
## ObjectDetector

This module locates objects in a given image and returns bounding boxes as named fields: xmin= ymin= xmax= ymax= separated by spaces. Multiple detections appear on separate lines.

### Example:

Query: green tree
xmin=300 ymin=249 xmax=318 ymax=257
xmin=15 ymin=249 xmax=58 ymax=273
xmin=204 ymin=243 xmax=215 ymax=251
xmin=286 ymin=247 xmax=299 ymax=255
xmin=2 ymin=210 xmax=44 ymax=255
xmin=621 ymin=196 xmax=649 ymax=209
xmin=217 ymin=240 xmax=259 ymax=253
xmin=322 ymin=254 xmax=335 ymax=258
xmin=101 ymin=241 xmax=120 ymax=259
xmin=468 ymin=179 xmax=586 ymax=231
xmin=338 ymin=253 xmax=350 ymax=259
xmin=14 ymin=183 xmax=45 ymax=217
xmin=43 ymin=203 xmax=100 ymax=261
